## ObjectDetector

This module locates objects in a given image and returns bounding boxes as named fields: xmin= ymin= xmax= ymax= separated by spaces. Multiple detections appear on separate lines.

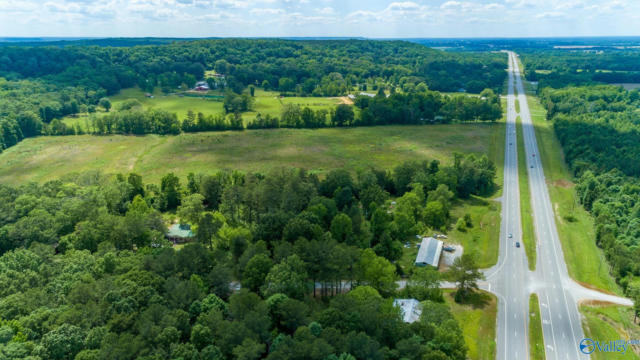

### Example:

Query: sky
xmin=0 ymin=0 xmax=638 ymax=38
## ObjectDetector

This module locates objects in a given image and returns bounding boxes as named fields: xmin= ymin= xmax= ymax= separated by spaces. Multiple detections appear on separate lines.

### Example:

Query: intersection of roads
xmin=480 ymin=51 xmax=632 ymax=360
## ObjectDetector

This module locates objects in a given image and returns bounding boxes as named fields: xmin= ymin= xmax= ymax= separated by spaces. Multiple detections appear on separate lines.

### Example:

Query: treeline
xmin=0 ymin=78 xmax=106 ymax=150
xmin=0 ymin=157 xmax=495 ymax=359
xmin=540 ymin=85 xmax=640 ymax=177
xmin=0 ymin=39 xmax=506 ymax=96
xmin=521 ymin=50 xmax=640 ymax=89
xmin=42 ymin=88 xmax=502 ymax=137
xmin=539 ymin=84 xmax=640 ymax=291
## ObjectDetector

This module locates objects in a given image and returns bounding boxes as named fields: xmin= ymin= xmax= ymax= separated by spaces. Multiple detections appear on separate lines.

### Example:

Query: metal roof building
xmin=414 ymin=237 xmax=443 ymax=268
xmin=393 ymin=299 xmax=422 ymax=323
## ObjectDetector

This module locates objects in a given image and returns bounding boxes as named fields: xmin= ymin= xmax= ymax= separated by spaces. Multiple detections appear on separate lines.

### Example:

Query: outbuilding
xmin=414 ymin=236 xmax=443 ymax=268
xmin=393 ymin=299 xmax=422 ymax=323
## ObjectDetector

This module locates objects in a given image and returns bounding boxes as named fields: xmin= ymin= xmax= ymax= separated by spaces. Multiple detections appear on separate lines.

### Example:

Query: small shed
xmin=393 ymin=299 xmax=422 ymax=323
xmin=415 ymin=237 xmax=443 ymax=268
xmin=167 ymin=223 xmax=194 ymax=244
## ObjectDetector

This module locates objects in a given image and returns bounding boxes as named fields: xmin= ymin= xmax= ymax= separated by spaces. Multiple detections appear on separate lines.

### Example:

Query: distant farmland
xmin=63 ymin=87 xmax=347 ymax=130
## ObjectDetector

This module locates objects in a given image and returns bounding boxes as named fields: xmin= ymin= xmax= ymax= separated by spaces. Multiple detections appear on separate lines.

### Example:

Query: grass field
xmin=0 ymin=124 xmax=500 ymax=185
xmin=581 ymin=304 xmax=640 ymax=360
xmin=63 ymin=87 xmax=345 ymax=130
xmin=526 ymin=94 xmax=620 ymax=294
xmin=529 ymin=294 xmax=545 ymax=360
xmin=516 ymin=115 xmax=536 ymax=270
xmin=398 ymin=100 xmax=505 ymax=271
xmin=444 ymin=290 xmax=497 ymax=360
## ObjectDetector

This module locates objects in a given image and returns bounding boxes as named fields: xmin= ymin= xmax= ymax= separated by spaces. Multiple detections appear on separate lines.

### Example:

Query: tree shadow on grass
xmin=455 ymin=290 xmax=491 ymax=309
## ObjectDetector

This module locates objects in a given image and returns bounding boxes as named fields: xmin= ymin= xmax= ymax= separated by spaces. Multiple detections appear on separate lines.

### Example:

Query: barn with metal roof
xmin=414 ymin=236 xmax=443 ymax=268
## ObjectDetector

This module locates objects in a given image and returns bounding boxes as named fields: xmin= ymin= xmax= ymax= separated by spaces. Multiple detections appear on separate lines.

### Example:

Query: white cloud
xmin=250 ymin=7 xmax=284 ymax=15
xmin=0 ymin=0 xmax=639 ymax=37
xmin=535 ymin=11 xmax=565 ymax=19
xmin=316 ymin=6 xmax=334 ymax=15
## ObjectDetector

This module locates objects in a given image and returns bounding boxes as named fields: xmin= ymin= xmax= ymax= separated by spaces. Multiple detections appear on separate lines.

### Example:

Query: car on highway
xmin=508 ymin=233 xmax=513 ymax=238
xmin=530 ymin=165 xmax=534 ymax=168
xmin=516 ymin=242 xmax=520 ymax=248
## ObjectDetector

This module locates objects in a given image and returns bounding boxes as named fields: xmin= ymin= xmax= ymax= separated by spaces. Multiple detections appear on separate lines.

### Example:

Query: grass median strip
xmin=516 ymin=115 xmax=537 ymax=270
xmin=525 ymin=94 xmax=619 ymax=294
xmin=529 ymin=294 xmax=545 ymax=360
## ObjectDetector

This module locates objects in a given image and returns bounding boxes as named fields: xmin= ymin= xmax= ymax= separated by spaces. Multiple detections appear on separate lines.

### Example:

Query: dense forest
xmin=521 ymin=50 xmax=640 ymax=89
xmin=0 ymin=153 xmax=495 ymax=360
xmin=539 ymin=84 xmax=640 ymax=291
xmin=0 ymin=39 xmax=506 ymax=152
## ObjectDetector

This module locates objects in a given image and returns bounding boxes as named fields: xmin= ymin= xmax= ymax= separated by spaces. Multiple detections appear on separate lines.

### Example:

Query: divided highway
xmin=483 ymin=51 xmax=632 ymax=360
xmin=483 ymin=51 xmax=530 ymax=360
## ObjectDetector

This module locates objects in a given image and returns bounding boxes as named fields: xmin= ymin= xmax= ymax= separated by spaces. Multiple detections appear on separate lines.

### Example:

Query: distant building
xmin=194 ymin=81 xmax=210 ymax=91
xmin=347 ymin=94 xmax=356 ymax=100
xmin=359 ymin=92 xmax=376 ymax=97
xmin=393 ymin=299 xmax=422 ymax=323
xmin=415 ymin=237 xmax=443 ymax=268
xmin=167 ymin=223 xmax=194 ymax=244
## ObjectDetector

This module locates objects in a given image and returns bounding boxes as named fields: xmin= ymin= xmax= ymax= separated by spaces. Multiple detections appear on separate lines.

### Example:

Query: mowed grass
xmin=529 ymin=294 xmax=545 ymax=360
xmin=0 ymin=124 xmax=499 ymax=185
xmin=516 ymin=115 xmax=537 ymax=270
xmin=444 ymin=290 xmax=497 ymax=360
xmin=581 ymin=304 xmax=640 ymax=360
xmin=526 ymin=94 xmax=620 ymax=294
xmin=448 ymin=196 xmax=501 ymax=269
xmin=64 ymin=88 xmax=346 ymax=130
xmin=399 ymin=195 xmax=501 ymax=272
xmin=111 ymin=88 xmax=226 ymax=120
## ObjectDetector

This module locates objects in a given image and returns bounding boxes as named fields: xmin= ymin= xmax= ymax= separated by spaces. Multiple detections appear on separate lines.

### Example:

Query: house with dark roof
xmin=415 ymin=236 xmax=443 ymax=268
xmin=194 ymin=81 xmax=210 ymax=91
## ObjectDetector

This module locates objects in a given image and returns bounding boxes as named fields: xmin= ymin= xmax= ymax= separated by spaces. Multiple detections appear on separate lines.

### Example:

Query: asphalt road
xmin=483 ymin=51 xmax=530 ymax=360
xmin=483 ymin=51 xmax=631 ymax=360
xmin=513 ymin=50 xmax=588 ymax=360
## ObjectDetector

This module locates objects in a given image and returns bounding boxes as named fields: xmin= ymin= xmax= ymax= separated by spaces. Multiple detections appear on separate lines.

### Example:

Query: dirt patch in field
xmin=579 ymin=300 xmax=620 ymax=307
xmin=577 ymin=280 xmax=618 ymax=296
xmin=551 ymin=179 xmax=573 ymax=188
xmin=337 ymin=96 xmax=354 ymax=105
